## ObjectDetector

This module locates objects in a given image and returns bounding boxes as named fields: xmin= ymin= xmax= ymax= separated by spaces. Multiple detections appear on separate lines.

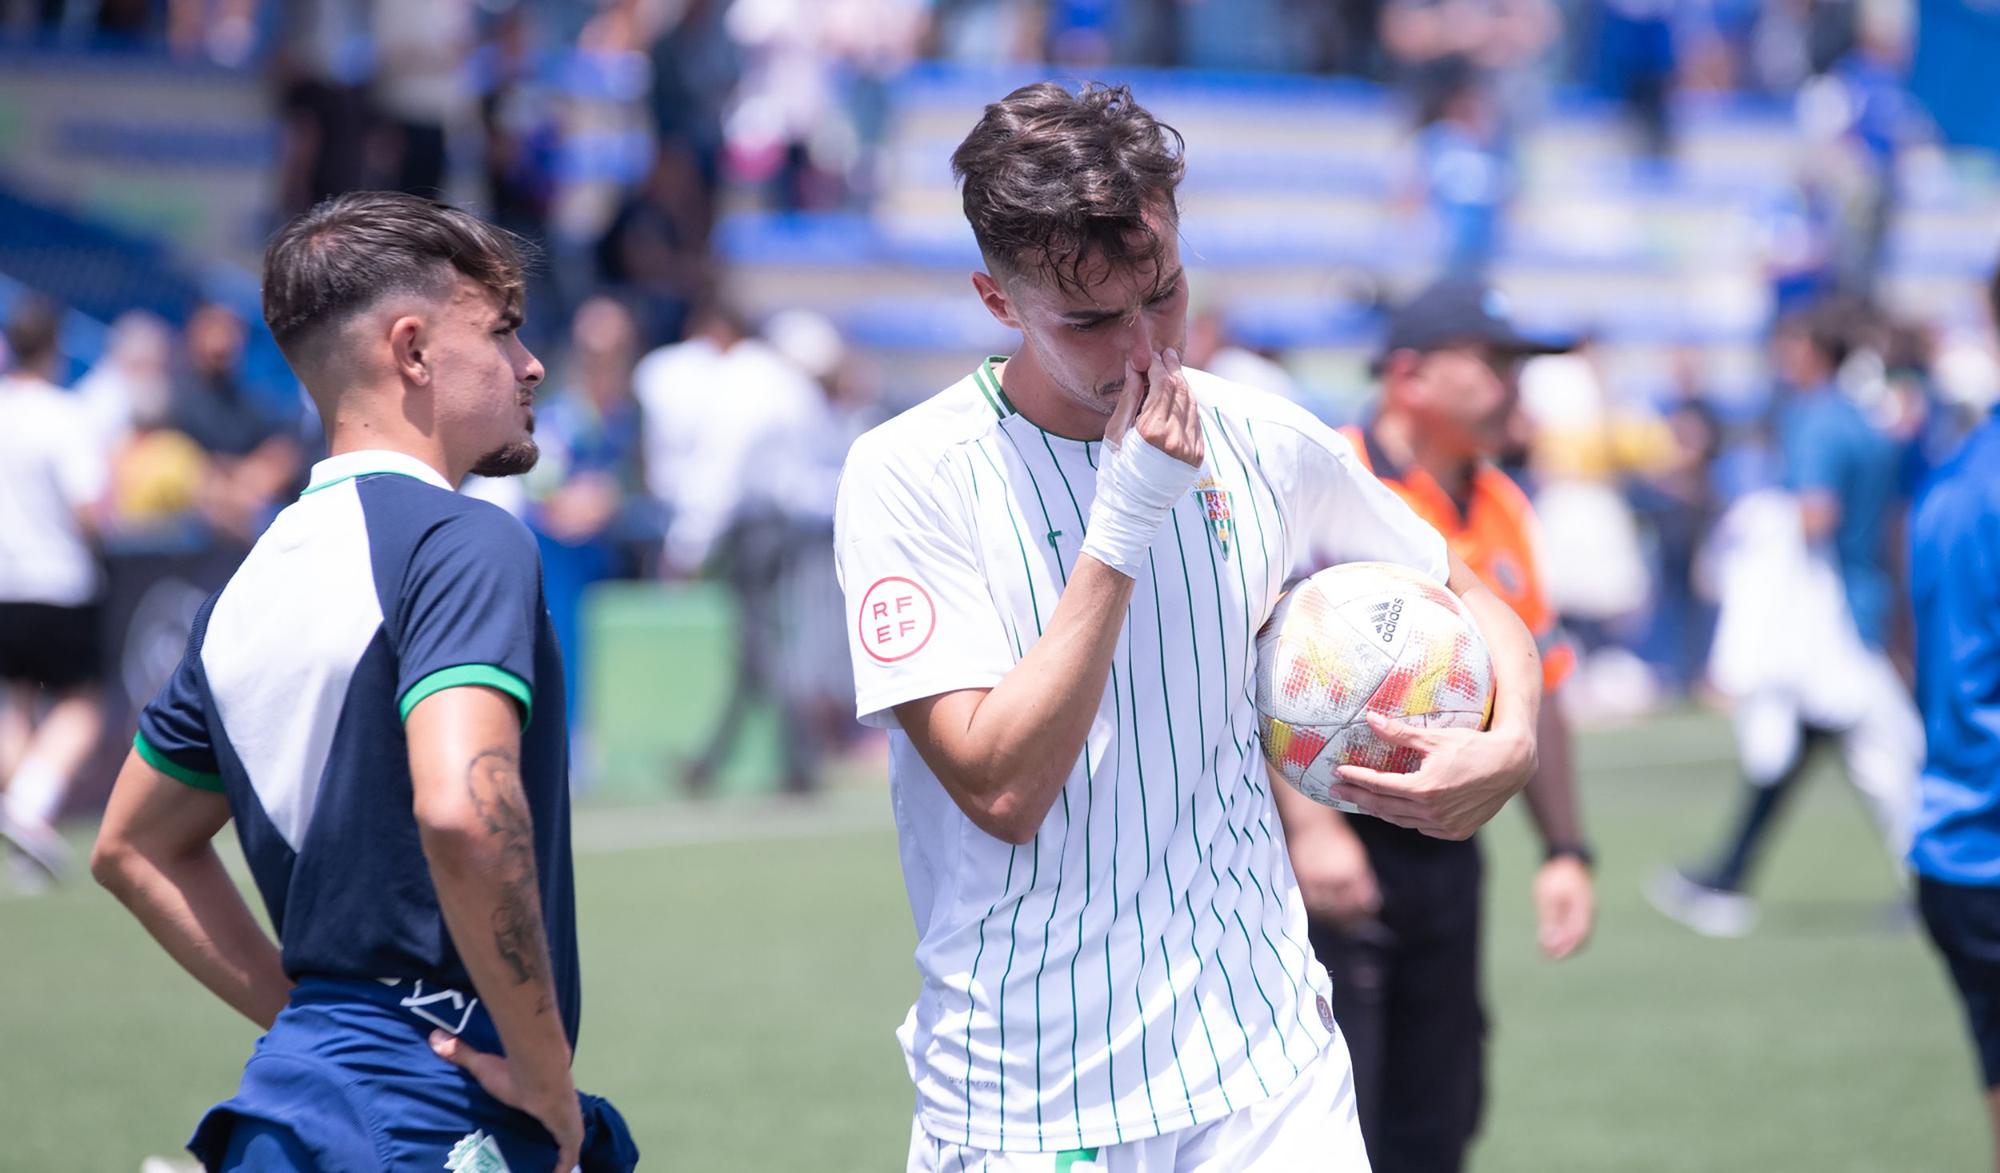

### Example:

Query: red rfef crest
xmin=857 ymin=576 xmax=936 ymax=663
xmin=1195 ymin=477 xmax=1233 ymax=560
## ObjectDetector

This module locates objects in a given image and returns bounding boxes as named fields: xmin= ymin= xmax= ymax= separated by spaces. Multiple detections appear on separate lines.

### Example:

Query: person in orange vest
xmin=1274 ymin=279 xmax=1595 ymax=1173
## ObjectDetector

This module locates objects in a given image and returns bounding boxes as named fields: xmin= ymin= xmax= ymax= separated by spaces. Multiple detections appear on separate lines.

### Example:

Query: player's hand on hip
xmin=1292 ymin=818 xmax=1382 ymax=929
xmin=1532 ymin=854 xmax=1594 ymax=960
xmin=431 ymin=1030 xmax=585 ymax=1172
xmin=1325 ymin=711 xmax=1536 ymax=841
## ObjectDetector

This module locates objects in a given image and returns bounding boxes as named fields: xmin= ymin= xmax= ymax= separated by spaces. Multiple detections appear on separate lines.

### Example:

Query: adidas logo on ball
xmin=1370 ymin=598 xmax=1405 ymax=643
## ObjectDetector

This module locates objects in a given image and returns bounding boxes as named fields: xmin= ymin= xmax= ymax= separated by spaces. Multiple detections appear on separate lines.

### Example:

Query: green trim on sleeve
xmin=399 ymin=664 xmax=533 ymax=726
xmin=133 ymin=730 xmax=224 ymax=793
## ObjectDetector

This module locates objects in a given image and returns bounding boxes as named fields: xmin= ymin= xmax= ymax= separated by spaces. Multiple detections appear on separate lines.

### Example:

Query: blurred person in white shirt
xmin=73 ymin=310 xmax=175 ymax=453
xmin=369 ymin=0 xmax=475 ymax=196
xmin=1185 ymin=307 xmax=1302 ymax=402
xmin=0 ymin=297 xmax=109 ymax=890
xmin=633 ymin=302 xmax=844 ymax=793
xmin=635 ymin=300 xmax=817 ymax=575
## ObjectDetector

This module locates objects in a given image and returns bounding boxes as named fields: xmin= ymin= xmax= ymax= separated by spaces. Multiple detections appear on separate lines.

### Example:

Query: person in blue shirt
xmin=524 ymin=295 xmax=652 ymax=750
xmin=1653 ymin=307 xmax=1922 ymax=936
xmin=1909 ymin=266 xmax=2000 ymax=1166
xmin=90 ymin=192 xmax=635 ymax=1173
xmin=1773 ymin=313 xmax=1903 ymax=650
xmin=1414 ymin=61 xmax=1513 ymax=279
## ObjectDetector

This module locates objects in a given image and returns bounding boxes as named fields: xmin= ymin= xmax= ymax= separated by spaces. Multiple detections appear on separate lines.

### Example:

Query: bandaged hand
xmin=1081 ymin=349 xmax=1205 ymax=578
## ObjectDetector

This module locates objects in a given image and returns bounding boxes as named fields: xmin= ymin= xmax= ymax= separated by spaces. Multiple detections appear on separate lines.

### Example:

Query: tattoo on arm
xmin=464 ymin=748 xmax=549 ymax=996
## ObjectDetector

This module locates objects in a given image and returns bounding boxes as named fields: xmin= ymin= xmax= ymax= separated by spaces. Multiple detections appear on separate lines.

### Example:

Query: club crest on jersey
xmin=1194 ymin=477 xmax=1233 ymax=560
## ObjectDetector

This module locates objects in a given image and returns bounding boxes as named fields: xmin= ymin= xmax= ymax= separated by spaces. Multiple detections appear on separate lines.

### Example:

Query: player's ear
xmin=389 ymin=313 xmax=430 ymax=387
xmin=971 ymin=270 xmax=1023 ymax=331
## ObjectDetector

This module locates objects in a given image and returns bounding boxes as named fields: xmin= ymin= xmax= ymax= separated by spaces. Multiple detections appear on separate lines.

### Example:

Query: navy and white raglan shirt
xmin=133 ymin=449 xmax=580 ymax=1043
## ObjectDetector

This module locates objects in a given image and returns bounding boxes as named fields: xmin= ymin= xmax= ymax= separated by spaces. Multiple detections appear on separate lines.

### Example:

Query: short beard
xmin=471 ymin=439 xmax=539 ymax=478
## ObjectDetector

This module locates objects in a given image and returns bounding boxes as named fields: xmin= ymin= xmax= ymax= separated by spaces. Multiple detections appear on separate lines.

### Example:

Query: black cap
xmin=1376 ymin=279 xmax=1573 ymax=367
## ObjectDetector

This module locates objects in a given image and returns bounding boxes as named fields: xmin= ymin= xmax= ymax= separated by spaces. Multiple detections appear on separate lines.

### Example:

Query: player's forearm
xmin=417 ymin=751 xmax=573 ymax=1091
xmin=920 ymin=556 xmax=1137 ymax=844
xmin=1451 ymin=567 xmax=1542 ymax=744
xmin=92 ymin=843 xmax=291 ymax=1028
xmin=1272 ymin=764 xmax=1339 ymax=840
xmin=1520 ymin=700 xmax=1584 ymax=848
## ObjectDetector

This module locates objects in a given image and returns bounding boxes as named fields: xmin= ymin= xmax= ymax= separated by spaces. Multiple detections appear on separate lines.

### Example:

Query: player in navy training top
xmin=92 ymin=192 xmax=634 ymax=1173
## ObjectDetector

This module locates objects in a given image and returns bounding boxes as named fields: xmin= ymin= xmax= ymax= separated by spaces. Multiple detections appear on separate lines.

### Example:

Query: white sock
xmin=3 ymin=756 xmax=65 ymax=828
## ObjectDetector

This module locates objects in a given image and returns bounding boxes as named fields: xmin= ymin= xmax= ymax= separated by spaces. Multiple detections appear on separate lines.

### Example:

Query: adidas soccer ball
xmin=1255 ymin=561 xmax=1496 ymax=807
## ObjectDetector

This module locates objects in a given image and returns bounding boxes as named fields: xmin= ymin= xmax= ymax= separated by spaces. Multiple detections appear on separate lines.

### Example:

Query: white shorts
xmin=906 ymin=1031 xmax=1370 ymax=1172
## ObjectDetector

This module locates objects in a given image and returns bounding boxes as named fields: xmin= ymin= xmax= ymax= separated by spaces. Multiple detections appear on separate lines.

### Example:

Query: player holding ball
xmin=834 ymin=81 xmax=1545 ymax=1171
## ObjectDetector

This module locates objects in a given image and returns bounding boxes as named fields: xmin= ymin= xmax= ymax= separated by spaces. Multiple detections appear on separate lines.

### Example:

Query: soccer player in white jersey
xmin=833 ymin=81 xmax=1546 ymax=1172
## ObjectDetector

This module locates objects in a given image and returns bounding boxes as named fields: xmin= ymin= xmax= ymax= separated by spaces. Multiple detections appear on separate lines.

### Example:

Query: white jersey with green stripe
xmin=834 ymin=359 xmax=1449 ymax=1153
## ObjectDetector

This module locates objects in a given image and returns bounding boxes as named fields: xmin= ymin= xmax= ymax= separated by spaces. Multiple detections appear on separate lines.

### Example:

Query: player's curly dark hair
xmin=262 ymin=191 xmax=535 ymax=365
xmin=950 ymin=81 xmax=1186 ymax=295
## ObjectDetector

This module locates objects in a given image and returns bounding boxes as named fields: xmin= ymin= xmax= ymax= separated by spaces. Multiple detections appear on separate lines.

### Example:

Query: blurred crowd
xmin=0 ymin=0 xmax=1960 ymax=294
xmin=0 ymin=283 xmax=881 ymax=799
xmin=1507 ymin=300 xmax=1995 ymax=724
xmin=1 ymin=0 xmax=1959 ymax=321
xmin=7 ymin=272 xmax=1994 ymax=805
xmin=0 ymin=0 xmax=1995 ymax=806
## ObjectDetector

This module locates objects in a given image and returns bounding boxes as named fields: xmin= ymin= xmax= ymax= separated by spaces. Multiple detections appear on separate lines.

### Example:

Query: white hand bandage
xmin=1081 ymin=432 xmax=1200 ymax=578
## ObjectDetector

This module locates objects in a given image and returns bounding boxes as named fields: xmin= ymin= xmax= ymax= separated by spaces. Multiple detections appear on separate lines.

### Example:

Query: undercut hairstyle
xmin=950 ymin=81 xmax=1186 ymax=294
xmin=3 ymin=293 xmax=62 ymax=371
xmin=261 ymin=191 xmax=533 ymax=366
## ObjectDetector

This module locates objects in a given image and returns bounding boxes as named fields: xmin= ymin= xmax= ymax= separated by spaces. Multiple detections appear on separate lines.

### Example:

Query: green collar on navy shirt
xmin=302 ymin=450 xmax=455 ymax=496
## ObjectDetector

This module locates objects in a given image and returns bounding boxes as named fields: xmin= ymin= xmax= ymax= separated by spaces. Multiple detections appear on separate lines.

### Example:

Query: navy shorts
xmin=188 ymin=977 xmax=638 ymax=1172
xmin=0 ymin=601 xmax=102 ymax=689
xmin=1918 ymin=877 xmax=2000 ymax=1088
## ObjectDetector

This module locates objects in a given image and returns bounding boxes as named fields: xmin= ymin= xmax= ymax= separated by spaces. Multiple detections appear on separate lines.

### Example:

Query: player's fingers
xmin=1160 ymin=346 xmax=1185 ymax=406
xmin=1155 ymin=348 xmax=1188 ymax=423
xmin=1540 ymin=910 xmax=1587 ymax=960
xmin=1139 ymin=350 xmax=1170 ymax=426
xmin=1331 ymin=762 xmax=1425 ymax=794
xmin=1143 ymin=347 xmax=1203 ymax=464
xmin=1165 ymin=348 xmax=1205 ymax=462
xmin=1324 ymin=781 xmax=1440 ymax=835
xmin=429 ymin=1031 xmax=507 ymax=1090
xmin=1108 ymin=359 xmax=1142 ymax=446
xmin=428 ymin=1029 xmax=475 ymax=1069
xmin=1330 ymin=772 xmax=1473 ymax=840
xmin=1364 ymin=710 xmax=1439 ymax=750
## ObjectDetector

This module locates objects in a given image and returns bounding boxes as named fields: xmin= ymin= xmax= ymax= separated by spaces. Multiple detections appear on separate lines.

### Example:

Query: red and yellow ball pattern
xmin=1255 ymin=561 xmax=1496 ymax=806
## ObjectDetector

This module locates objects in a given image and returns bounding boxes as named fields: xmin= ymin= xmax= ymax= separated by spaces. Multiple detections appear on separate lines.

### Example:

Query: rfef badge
xmin=1195 ymin=477 xmax=1233 ymax=560
xmin=858 ymin=576 xmax=937 ymax=662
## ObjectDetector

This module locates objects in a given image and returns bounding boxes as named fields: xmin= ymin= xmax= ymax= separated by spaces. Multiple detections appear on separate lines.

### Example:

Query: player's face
xmin=981 ymin=219 xmax=1188 ymax=432
xmin=1415 ymin=343 xmax=1521 ymax=458
xmin=430 ymin=276 xmax=545 ymax=477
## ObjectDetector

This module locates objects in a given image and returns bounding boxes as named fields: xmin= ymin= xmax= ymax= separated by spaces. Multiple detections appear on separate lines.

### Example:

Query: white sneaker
xmin=0 ymin=812 xmax=68 ymax=884
xmin=6 ymin=850 xmax=54 ymax=896
xmin=1646 ymin=867 xmax=1758 ymax=939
